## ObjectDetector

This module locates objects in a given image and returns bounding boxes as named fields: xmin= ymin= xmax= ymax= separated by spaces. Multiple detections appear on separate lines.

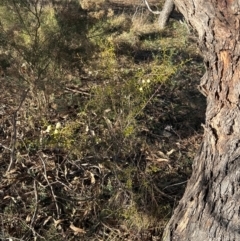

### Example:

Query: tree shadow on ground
xmin=130 ymin=49 xmax=206 ymax=238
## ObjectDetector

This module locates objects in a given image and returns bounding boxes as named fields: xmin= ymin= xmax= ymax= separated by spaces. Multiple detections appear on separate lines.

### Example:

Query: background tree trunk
xmin=158 ymin=0 xmax=174 ymax=29
xmin=163 ymin=1 xmax=240 ymax=240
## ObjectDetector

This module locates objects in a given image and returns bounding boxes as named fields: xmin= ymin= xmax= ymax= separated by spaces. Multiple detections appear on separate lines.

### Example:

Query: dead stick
xmin=6 ymin=88 xmax=30 ymax=173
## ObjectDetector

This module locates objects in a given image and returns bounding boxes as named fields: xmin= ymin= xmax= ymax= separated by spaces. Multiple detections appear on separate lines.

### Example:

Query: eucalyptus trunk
xmin=163 ymin=1 xmax=240 ymax=240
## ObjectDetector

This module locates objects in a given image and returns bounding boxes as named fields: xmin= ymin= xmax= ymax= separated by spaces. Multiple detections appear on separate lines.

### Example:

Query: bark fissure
xmin=163 ymin=0 xmax=240 ymax=240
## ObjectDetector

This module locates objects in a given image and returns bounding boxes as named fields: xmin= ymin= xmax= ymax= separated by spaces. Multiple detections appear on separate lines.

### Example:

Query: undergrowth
xmin=0 ymin=0 xmax=205 ymax=240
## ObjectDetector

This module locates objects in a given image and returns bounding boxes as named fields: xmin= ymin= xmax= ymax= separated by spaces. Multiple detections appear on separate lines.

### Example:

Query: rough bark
xmin=163 ymin=0 xmax=240 ymax=240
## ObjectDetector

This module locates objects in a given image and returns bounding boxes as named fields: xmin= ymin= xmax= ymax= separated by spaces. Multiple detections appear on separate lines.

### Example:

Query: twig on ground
xmin=21 ymin=180 xmax=40 ymax=241
xmin=6 ymin=88 xmax=30 ymax=173
xmin=40 ymin=155 xmax=61 ymax=219
xmin=0 ymin=143 xmax=11 ymax=151
xmin=65 ymin=87 xmax=91 ymax=96
xmin=163 ymin=180 xmax=187 ymax=190
xmin=31 ymin=180 xmax=39 ymax=227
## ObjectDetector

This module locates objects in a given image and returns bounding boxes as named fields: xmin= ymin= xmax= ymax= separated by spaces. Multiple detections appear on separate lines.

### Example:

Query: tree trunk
xmin=158 ymin=0 xmax=174 ymax=29
xmin=163 ymin=1 xmax=240 ymax=240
